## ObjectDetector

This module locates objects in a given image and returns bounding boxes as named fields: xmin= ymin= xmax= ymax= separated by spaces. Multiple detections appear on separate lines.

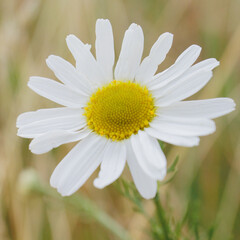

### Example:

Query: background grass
xmin=0 ymin=0 xmax=240 ymax=239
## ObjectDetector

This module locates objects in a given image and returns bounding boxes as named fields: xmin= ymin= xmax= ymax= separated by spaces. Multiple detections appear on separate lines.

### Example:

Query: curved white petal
xmin=66 ymin=34 xmax=106 ymax=86
xmin=154 ymin=71 xmax=213 ymax=107
xmin=145 ymin=127 xmax=200 ymax=147
xmin=93 ymin=140 xmax=126 ymax=189
xmin=135 ymin=32 xmax=173 ymax=84
xmin=130 ymin=134 xmax=165 ymax=180
xmin=114 ymin=23 xmax=144 ymax=81
xmin=28 ymin=77 xmax=88 ymax=107
xmin=150 ymin=116 xmax=216 ymax=137
xmin=126 ymin=141 xmax=157 ymax=199
xmin=46 ymin=55 xmax=92 ymax=95
xmin=29 ymin=129 xmax=91 ymax=154
xmin=138 ymin=130 xmax=167 ymax=180
xmin=158 ymin=98 xmax=236 ymax=119
xmin=17 ymin=107 xmax=82 ymax=128
xmin=95 ymin=19 xmax=115 ymax=83
xmin=17 ymin=114 xmax=86 ymax=138
xmin=184 ymin=58 xmax=219 ymax=76
xmin=50 ymin=133 xmax=107 ymax=196
xmin=148 ymin=45 xmax=202 ymax=89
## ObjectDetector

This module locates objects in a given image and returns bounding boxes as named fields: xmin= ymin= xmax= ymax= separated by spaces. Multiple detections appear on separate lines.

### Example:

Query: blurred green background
xmin=0 ymin=0 xmax=239 ymax=239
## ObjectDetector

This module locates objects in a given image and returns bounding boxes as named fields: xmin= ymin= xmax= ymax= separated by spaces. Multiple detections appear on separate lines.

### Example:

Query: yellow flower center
xmin=84 ymin=80 xmax=156 ymax=141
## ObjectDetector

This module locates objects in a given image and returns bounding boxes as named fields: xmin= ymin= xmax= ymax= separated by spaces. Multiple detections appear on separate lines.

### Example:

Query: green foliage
xmin=115 ymin=156 xmax=181 ymax=240
xmin=115 ymin=179 xmax=145 ymax=215
xmin=167 ymin=156 xmax=179 ymax=174
xmin=161 ymin=156 xmax=179 ymax=185
xmin=8 ymin=61 xmax=20 ymax=96
xmin=115 ymin=157 xmax=226 ymax=240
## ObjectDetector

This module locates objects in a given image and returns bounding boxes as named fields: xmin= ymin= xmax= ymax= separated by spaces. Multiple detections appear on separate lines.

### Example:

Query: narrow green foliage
xmin=115 ymin=179 xmax=145 ymax=215
xmin=39 ymin=209 xmax=52 ymax=240
xmin=8 ymin=61 xmax=20 ymax=95
xmin=207 ymin=224 xmax=217 ymax=240
xmin=158 ymin=140 xmax=166 ymax=150
xmin=152 ymin=193 xmax=173 ymax=240
xmin=167 ymin=156 xmax=179 ymax=173
xmin=161 ymin=156 xmax=179 ymax=185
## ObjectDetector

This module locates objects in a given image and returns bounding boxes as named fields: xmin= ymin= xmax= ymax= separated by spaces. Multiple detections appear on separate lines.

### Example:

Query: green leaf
xmin=167 ymin=156 xmax=179 ymax=173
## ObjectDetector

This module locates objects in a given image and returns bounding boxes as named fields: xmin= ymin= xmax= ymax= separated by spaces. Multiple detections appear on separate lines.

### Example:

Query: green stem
xmin=32 ymin=182 xmax=131 ymax=240
xmin=153 ymin=192 xmax=171 ymax=240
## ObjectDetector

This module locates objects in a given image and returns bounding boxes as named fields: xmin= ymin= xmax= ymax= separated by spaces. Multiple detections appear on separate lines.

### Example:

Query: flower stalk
xmin=153 ymin=192 xmax=172 ymax=240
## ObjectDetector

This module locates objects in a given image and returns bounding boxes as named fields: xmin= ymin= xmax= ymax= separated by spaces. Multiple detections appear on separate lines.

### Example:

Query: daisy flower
xmin=17 ymin=19 xmax=236 ymax=199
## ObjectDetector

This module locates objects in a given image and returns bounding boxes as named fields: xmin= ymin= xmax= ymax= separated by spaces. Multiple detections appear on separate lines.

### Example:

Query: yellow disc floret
xmin=84 ymin=80 xmax=156 ymax=141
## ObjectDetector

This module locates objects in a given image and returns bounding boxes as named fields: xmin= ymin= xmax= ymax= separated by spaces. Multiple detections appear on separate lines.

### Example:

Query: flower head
xmin=17 ymin=19 xmax=235 ymax=199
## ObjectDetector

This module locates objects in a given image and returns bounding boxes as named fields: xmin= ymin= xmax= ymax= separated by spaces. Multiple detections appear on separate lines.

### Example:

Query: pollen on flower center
xmin=84 ymin=80 xmax=156 ymax=141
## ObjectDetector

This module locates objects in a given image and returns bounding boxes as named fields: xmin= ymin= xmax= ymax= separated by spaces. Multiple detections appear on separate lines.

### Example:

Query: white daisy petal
xmin=130 ymin=133 xmax=165 ymax=180
xmin=126 ymin=141 xmax=157 ymax=199
xmin=185 ymin=58 xmax=219 ymax=75
xmin=150 ymin=116 xmax=216 ymax=137
xmin=114 ymin=23 xmax=144 ymax=81
xmin=154 ymin=71 xmax=213 ymax=106
xmin=148 ymin=45 xmax=202 ymax=89
xmin=138 ymin=130 xmax=167 ymax=179
xmin=29 ymin=129 xmax=91 ymax=154
xmin=46 ymin=55 xmax=92 ymax=95
xmin=93 ymin=140 xmax=126 ymax=189
xmin=17 ymin=107 xmax=82 ymax=128
xmin=28 ymin=77 xmax=88 ymax=107
xmin=158 ymin=98 xmax=236 ymax=119
xmin=135 ymin=32 xmax=173 ymax=84
xmin=66 ymin=34 xmax=106 ymax=86
xmin=145 ymin=127 xmax=200 ymax=147
xmin=95 ymin=19 xmax=115 ymax=83
xmin=17 ymin=114 xmax=86 ymax=138
xmin=50 ymin=134 xmax=107 ymax=196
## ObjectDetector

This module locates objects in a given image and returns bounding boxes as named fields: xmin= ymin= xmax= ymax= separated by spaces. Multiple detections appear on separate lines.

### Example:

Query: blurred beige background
xmin=0 ymin=0 xmax=240 ymax=239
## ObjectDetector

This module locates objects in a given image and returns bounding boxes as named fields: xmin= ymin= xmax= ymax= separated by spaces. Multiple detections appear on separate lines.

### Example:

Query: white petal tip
xmin=194 ymin=139 xmax=200 ymax=146
xmin=209 ymin=59 xmax=220 ymax=70
xmin=188 ymin=44 xmax=202 ymax=56
xmin=29 ymin=144 xmax=50 ymax=155
xmin=30 ymin=150 xmax=44 ymax=155
xmin=158 ymin=169 xmax=167 ymax=181
xmin=129 ymin=23 xmax=141 ymax=31
xmin=66 ymin=34 xmax=77 ymax=44
xmin=191 ymin=44 xmax=202 ymax=50
xmin=16 ymin=129 xmax=25 ymax=138
xmin=96 ymin=18 xmax=110 ymax=24
xmin=142 ymin=192 xmax=157 ymax=200
xmin=162 ymin=32 xmax=174 ymax=39
xmin=93 ymin=179 xmax=105 ymax=189
xmin=228 ymin=98 xmax=236 ymax=108
xmin=46 ymin=55 xmax=56 ymax=63
xmin=49 ymin=167 xmax=61 ymax=188
xmin=56 ymin=186 xmax=75 ymax=197
xmin=58 ymin=191 xmax=71 ymax=197
xmin=27 ymin=76 xmax=37 ymax=88
xmin=16 ymin=117 xmax=21 ymax=128
xmin=50 ymin=176 xmax=58 ymax=188
xmin=66 ymin=34 xmax=74 ymax=40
